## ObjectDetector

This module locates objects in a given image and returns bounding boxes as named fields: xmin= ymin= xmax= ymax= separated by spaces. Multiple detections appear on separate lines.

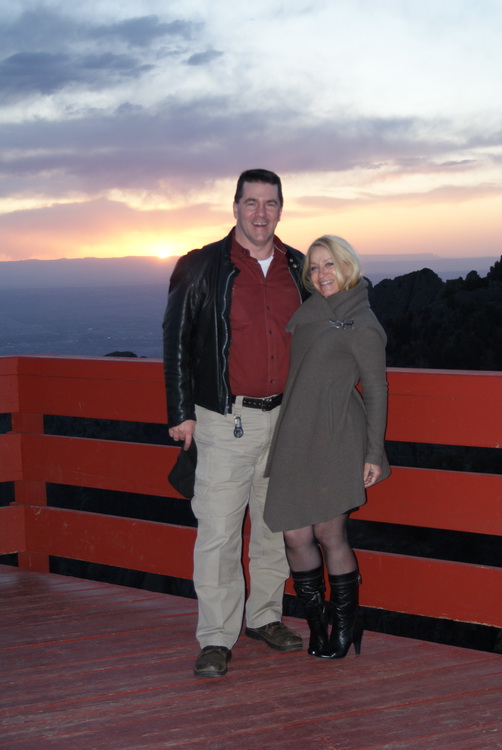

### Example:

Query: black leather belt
xmin=232 ymin=394 xmax=283 ymax=411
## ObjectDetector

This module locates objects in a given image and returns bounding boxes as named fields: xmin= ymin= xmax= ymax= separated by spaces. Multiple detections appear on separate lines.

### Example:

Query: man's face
xmin=233 ymin=181 xmax=282 ymax=254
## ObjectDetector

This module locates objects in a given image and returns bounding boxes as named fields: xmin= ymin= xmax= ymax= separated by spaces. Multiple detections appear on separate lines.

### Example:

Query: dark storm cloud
xmin=186 ymin=50 xmax=224 ymax=66
xmin=0 ymin=51 xmax=154 ymax=98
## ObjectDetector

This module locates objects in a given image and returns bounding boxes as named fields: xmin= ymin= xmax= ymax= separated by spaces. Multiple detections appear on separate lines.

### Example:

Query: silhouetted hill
xmin=369 ymin=257 xmax=502 ymax=370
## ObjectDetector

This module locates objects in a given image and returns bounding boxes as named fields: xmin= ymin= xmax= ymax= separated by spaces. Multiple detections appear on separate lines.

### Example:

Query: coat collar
xmin=287 ymin=278 xmax=370 ymax=330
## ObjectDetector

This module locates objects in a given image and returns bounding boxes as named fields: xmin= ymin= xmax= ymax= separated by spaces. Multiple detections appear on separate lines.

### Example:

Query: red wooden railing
xmin=1 ymin=355 xmax=501 ymax=628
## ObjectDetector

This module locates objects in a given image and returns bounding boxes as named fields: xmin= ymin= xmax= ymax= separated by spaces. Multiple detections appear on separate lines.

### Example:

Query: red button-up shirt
xmin=228 ymin=233 xmax=302 ymax=397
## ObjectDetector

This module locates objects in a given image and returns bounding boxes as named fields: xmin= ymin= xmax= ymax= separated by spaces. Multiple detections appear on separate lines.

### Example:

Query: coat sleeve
xmin=162 ymin=253 xmax=202 ymax=428
xmin=352 ymin=317 xmax=388 ymax=466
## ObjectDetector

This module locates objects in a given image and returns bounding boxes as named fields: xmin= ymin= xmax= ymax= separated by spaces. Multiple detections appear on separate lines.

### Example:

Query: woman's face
xmin=309 ymin=245 xmax=341 ymax=298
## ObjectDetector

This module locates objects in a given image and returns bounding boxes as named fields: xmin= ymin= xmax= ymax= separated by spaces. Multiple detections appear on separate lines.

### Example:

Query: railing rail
xmin=1 ymin=355 xmax=501 ymax=628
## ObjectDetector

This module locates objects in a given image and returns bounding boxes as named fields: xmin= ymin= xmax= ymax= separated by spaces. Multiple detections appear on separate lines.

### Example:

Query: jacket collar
xmin=287 ymin=278 xmax=370 ymax=330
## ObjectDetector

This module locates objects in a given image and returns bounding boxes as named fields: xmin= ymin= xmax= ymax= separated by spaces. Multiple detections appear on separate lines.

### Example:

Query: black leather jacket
xmin=162 ymin=230 xmax=306 ymax=427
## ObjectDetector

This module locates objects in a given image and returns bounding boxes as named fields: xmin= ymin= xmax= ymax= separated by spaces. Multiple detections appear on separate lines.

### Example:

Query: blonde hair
xmin=302 ymin=235 xmax=362 ymax=293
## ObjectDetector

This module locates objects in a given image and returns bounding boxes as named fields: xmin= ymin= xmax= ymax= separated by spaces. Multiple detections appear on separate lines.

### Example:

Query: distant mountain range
xmin=0 ymin=256 xmax=178 ymax=289
xmin=0 ymin=253 xmax=499 ymax=288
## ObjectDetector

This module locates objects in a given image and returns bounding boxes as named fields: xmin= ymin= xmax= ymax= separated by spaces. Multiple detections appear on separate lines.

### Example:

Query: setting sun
xmin=154 ymin=245 xmax=174 ymax=259
xmin=130 ymin=240 xmax=184 ymax=260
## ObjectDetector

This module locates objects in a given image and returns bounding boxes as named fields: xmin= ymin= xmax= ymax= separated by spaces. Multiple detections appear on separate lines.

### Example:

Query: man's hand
xmin=169 ymin=420 xmax=196 ymax=449
xmin=363 ymin=462 xmax=382 ymax=488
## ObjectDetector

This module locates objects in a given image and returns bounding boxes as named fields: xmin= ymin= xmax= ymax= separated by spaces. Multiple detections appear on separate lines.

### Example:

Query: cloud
xmin=0 ymin=52 xmax=72 ymax=96
xmin=0 ymin=197 xmax=223 ymax=235
xmin=0 ymin=97 xmax=470 ymax=195
xmin=0 ymin=198 xmax=228 ymax=260
xmin=0 ymin=9 xmax=198 ymax=52
xmin=1 ymin=2 xmax=502 ymax=262
xmin=297 ymin=183 xmax=502 ymax=211
xmin=0 ymin=51 xmax=154 ymax=100
xmin=186 ymin=50 xmax=224 ymax=66
xmin=0 ymin=9 xmax=76 ymax=53
xmin=90 ymin=16 xmax=198 ymax=47
xmin=0 ymin=99 xmax=497 ymax=204
xmin=0 ymin=9 xmax=201 ymax=103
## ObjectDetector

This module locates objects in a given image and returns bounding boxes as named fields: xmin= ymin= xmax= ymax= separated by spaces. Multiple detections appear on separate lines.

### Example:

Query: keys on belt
xmin=231 ymin=394 xmax=283 ymax=411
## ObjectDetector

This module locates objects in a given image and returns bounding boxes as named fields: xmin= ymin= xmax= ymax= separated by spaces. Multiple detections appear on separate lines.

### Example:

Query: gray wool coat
xmin=263 ymin=279 xmax=390 ymax=532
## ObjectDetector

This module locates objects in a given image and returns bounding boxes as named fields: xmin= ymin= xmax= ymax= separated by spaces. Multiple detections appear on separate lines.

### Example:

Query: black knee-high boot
xmin=292 ymin=566 xmax=331 ymax=659
xmin=328 ymin=570 xmax=363 ymax=658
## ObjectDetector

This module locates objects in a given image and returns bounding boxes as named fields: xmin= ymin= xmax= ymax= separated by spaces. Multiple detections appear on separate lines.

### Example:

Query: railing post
xmin=11 ymin=412 xmax=50 ymax=572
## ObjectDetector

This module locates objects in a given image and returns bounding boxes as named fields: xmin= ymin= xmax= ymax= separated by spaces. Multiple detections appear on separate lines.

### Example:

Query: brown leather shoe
xmin=245 ymin=621 xmax=303 ymax=652
xmin=194 ymin=646 xmax=232 ymax=677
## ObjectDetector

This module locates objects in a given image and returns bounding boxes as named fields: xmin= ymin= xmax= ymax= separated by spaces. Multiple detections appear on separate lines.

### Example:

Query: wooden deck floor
xmin=1 ymin=565 xmax=501 ymax=750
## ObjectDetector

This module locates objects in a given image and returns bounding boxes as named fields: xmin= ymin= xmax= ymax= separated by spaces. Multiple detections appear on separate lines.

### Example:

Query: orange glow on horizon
xmin=1 ymin=193 xmax=500 ymax=262
xmin=281 ymin=194 xmax=502 ymax=258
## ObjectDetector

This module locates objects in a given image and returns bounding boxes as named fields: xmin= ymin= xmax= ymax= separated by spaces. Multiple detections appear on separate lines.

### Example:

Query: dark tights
xmin=284 ymin=514 xmax=357 ymax=575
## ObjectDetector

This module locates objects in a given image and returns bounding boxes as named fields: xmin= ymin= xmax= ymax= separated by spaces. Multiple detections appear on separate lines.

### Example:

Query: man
xmin=163 ymin=169 xmax=307 ymax=677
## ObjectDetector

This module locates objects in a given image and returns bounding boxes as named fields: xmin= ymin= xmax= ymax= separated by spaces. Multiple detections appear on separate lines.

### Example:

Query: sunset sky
xmin=1 ymin=0 xmax=501 ymax=263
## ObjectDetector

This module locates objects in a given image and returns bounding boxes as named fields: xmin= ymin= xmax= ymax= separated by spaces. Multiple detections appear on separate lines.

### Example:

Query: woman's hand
xmin=363 ymin=462 xmax=382 ymax=488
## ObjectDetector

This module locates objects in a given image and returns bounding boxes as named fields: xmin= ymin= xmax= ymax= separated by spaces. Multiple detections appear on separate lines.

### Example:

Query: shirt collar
xmin=231 ymin=229 xmax=285 ymax=260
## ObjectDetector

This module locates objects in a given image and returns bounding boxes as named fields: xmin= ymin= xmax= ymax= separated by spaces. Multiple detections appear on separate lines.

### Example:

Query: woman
xmin=264 ymin=235 xmax=390 ymax=659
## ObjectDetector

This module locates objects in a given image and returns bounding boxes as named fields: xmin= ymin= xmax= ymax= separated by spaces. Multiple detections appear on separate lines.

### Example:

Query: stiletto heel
xmin=352 ymin=616 xmax=363 ymax=655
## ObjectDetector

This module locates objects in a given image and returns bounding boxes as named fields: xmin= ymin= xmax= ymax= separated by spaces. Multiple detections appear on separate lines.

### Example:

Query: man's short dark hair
xmin=234 ymin=169 xmax=283 ymax=207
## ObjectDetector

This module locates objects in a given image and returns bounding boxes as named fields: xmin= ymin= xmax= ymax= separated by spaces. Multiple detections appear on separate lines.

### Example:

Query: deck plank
xmin=1 ymin=565 xmax=501 ymax=749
